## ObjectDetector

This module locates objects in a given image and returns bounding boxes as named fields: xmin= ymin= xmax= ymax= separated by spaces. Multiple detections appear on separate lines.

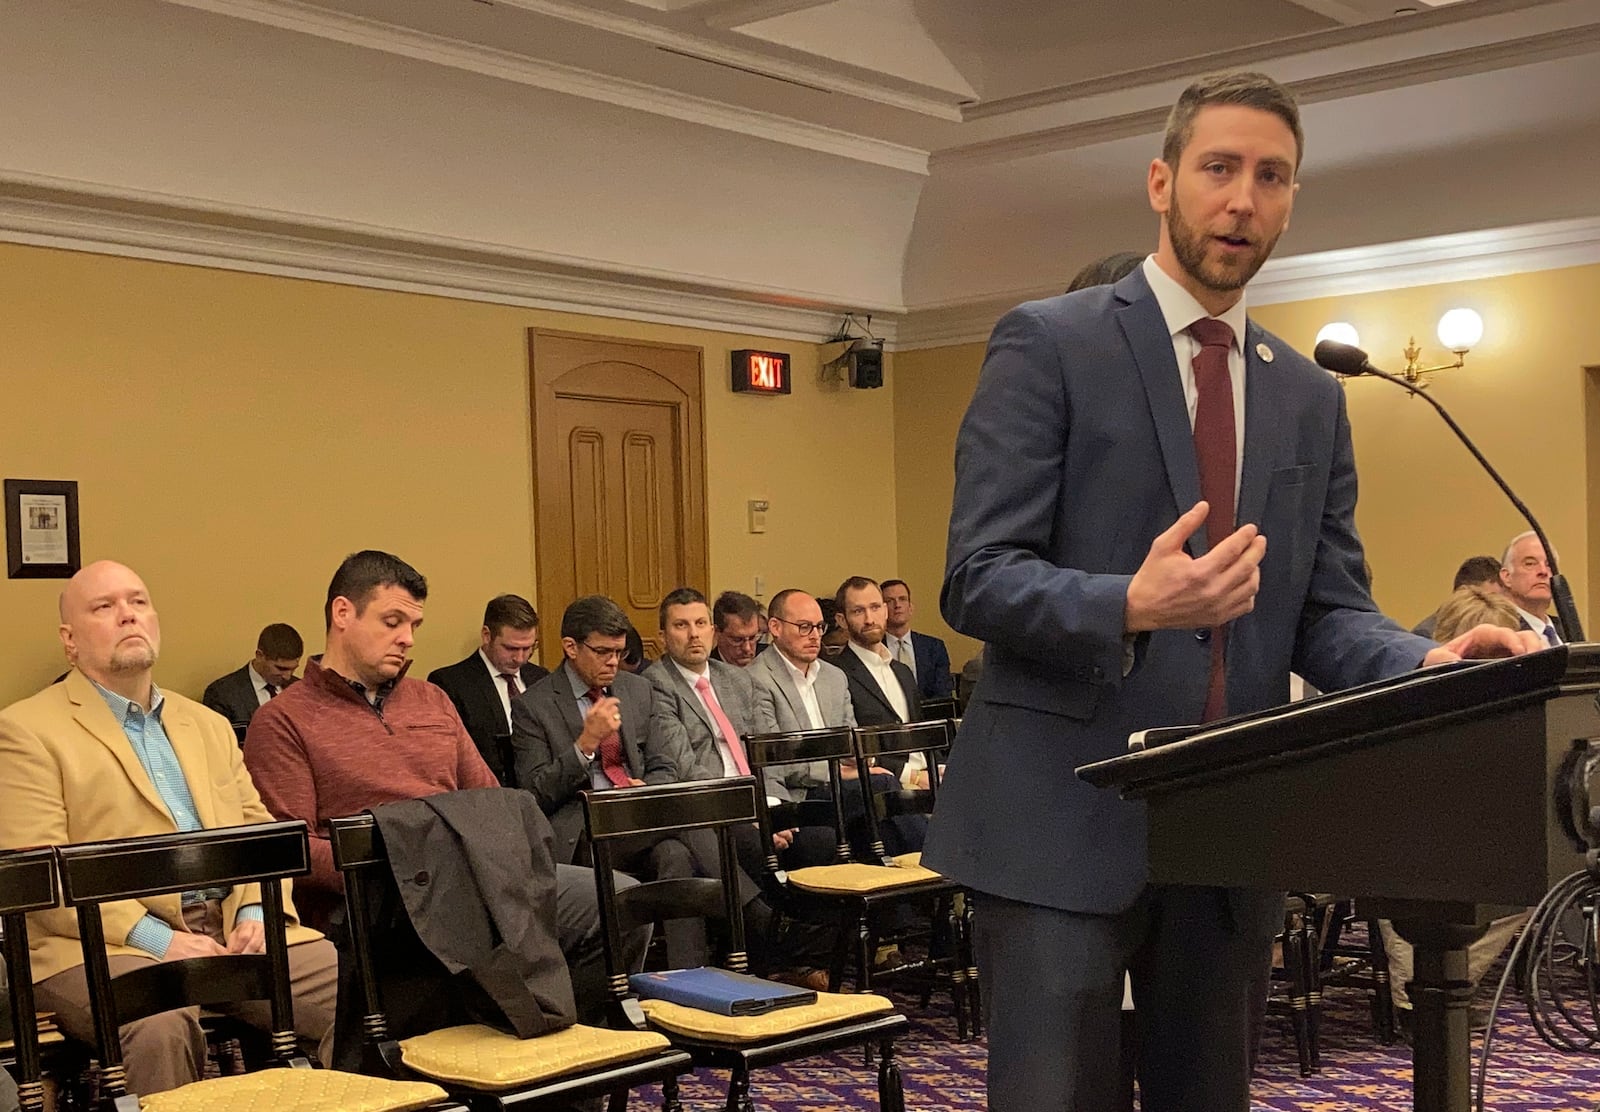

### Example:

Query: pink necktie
xmin=695 ymin=674 xmax=751 ymax=776
xmin=1189 ymin=317 xmax=1236 ymax=722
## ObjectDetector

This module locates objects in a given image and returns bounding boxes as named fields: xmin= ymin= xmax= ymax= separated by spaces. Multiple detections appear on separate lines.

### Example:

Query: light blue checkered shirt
xmin=90 ymin=680 xmax=261 ymax=957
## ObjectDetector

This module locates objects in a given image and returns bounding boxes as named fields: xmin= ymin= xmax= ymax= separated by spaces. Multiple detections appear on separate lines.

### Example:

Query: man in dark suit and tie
xmin=511 ymin=594 xmax=714 ymax=966
xmin=1499 ymin=530 xmax=1565 ymax=644
xmin=426 ymin=594 xmax=549 ymax=784
xmin=880 ymin=579 xmax=953 ymax=700
xmin=923 ymin=71 xmax=1537 ymax=1112
xmin=201 ymin=622 xmax=303 ymax=741
xmin=709 ymin=590 xmax=764 ymax=667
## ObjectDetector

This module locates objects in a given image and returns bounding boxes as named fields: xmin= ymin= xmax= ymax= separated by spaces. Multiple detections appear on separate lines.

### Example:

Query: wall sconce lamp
xmin=1313 ymin=309 xmax=1483 ymax=387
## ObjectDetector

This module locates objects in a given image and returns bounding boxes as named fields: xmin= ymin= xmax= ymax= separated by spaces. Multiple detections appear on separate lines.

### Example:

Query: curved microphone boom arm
xmin=1314 ymin=339 xmax=1584 ymax=643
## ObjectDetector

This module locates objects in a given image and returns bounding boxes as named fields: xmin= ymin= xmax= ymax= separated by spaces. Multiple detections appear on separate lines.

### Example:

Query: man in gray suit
xmin=510 ymin=594 xmax=714 ymax=967
xmin=747 ymin=588 xmax=885 ymax=870
xmin=926 ymin=72 xmax=1535 ymax=1112
xmin=200 ymin=623 xmax=302 ymax=740
xmin=647 ymin=586 xmax=835 ymax=984
xmin=647 ymin=587 xmax=777 ymax=781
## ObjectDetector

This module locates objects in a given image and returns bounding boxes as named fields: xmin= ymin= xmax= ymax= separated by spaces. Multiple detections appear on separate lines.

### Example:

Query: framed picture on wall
xmin=5 ymin=478 xmax=81 ymax=579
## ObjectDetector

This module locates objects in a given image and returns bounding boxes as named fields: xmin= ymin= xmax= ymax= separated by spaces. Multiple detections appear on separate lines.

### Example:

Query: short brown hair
xmin=712 ymin=590 xmax=760 ymax=630
xmin=834 ymin=576 xmax=879 ymax=613
xmin=483 ymin=594 xmax=538 ymax=636
xmin=257 ymin=623 xmax=303 ymax=659
xmin=1433 ymin=585 xmax=1521 ymax=643
xmin=1162 ymin=71 xmax=1303 ymax=172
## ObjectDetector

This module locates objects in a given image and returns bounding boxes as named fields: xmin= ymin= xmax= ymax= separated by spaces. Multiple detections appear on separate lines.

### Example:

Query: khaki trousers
xmin=33 ymin=902 xmax=338 ymax=1098
xmin=1378 ymin=911 xmax=1529 ymax=1009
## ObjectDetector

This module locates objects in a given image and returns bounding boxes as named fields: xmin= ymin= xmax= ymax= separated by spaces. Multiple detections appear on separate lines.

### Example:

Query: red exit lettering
xmin=748 ymin=353 xmax=784 ymax=390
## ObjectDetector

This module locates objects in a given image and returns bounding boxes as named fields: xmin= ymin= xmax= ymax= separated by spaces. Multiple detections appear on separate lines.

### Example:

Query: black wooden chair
xmin=746 ymin=728 xmax=962 ymax=1023
xmin=583 ymin=777 xmax=908 ymax=1112
xmin=916 ymin=696 xmax=959 ymax=723
xmin=54 ymin=819 xmax=459 ymax=1112
xmin=850 ymin=719 xmax=980 ymax=1037
xmin=1 ymin=847 xmax=59 ymax=1112
xmin=328 ymin=812 xmax=691 ymax=1111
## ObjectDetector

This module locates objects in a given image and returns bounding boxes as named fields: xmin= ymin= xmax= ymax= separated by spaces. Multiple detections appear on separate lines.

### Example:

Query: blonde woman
xmin=1379 ymin=583 xmax=1533 ymax=1032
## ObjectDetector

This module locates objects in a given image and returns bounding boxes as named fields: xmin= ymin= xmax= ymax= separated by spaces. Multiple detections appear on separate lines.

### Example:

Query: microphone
xmin=1313 ymin=340 xmax=1583 ymax=642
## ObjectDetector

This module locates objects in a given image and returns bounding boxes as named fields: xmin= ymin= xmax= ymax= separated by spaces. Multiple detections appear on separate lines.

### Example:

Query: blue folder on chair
xmin=628 ymin=967 xmax=817 ymax=1016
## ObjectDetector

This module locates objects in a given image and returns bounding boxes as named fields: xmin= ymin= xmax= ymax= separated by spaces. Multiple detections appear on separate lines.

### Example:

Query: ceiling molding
xmin=693 ymin=0 xmax=839 ymax=30
xmin=476 ymin=0 xmax=967 ymax=119
xmin=961 ymin=0 xmax=1556 ymax=120
xmin=934 ymin=20 xmax=1600 ymax=168
xmin=894 ymin=216 xmax=1600 ymax=349
xmin=0 ymin=175 xmax=896 ymax=345
xmin=1248 ymin=215 xmax=1600 ymax=304
xmin=160 ymin=0 xmax=931 ymax=174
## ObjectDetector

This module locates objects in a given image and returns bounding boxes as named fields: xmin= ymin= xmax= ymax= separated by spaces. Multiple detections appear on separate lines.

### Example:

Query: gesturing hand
xmin=579 ymin=696 xmax=622 ymax=757
xmin=1124 ymin=502 xmax=1267 ymax=633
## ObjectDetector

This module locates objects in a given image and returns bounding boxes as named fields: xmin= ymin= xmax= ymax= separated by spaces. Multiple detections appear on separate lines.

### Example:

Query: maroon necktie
xmin=1189 ymin=317 xmax=1237 ymax=722
xmin=500 ymin=673 xmax=520 ymax=727
xmin=587 ymin=686 xmax=632 ymax=788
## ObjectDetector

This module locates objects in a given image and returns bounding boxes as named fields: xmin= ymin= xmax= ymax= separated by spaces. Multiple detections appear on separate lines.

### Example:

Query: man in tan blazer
xmin=0 ymin=561 xmax=335 ymax=1097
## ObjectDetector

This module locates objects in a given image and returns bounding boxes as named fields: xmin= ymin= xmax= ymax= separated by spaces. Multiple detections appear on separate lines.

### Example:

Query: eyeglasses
xmin=721 ymin=634 xmax=760 ymax=647
xmin=775 ymin=618 xmax=828 ymax=637
xmin=579 ymin=641 xmax=626 ymax=662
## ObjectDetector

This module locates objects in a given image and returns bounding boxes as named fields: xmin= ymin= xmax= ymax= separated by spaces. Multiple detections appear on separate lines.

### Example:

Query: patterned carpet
xmin=639 ymin=975 xmax=1600 ymax=1110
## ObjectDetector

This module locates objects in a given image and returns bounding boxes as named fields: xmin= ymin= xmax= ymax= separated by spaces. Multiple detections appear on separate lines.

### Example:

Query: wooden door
xmin=529 ymin=329 xmax=707 ymax=667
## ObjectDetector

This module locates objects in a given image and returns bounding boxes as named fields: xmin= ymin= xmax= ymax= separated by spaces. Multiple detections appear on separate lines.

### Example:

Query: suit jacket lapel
xmin=161 ymin=700 xmax=219 ymax=828
xmin=65 ymin=673 xmax=177 ymax=825
xmin=842 ymin=650 xmax=895 ymax=720
xmin=760 ymin=650 xmax=804 ymax=726
xmin=1235 ymin=320 xmax=1280 ymax=532
xmin=671 ymin=663 xmax=715 ymax=733
xmin=553 ymin=664 xmax=587 ymax=746
xmin=619 ymin=678 xmax=650 ymax=771
xmin=1116 ymin=271 xmax=1205 ymax=557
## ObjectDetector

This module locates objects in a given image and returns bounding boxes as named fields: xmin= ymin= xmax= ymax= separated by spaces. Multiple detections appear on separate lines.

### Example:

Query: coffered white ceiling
xmin=3 ymin=0 xmax=1598 ymax=340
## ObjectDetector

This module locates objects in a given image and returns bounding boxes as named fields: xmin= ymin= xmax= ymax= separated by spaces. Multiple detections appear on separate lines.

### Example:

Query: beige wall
xmin=0 ymin=243 xmax=898 ymax=708
xmin=893 ymin=263 xmax=1600 ymax=657
xmin=891 ymin=341 xmax=986 ymax=672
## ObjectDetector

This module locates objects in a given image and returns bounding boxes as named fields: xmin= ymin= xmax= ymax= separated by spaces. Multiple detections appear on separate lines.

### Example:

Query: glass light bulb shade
xmin=1315 ymin=321 xmax=1361 ymax=348
xmin=1436 ymin=308 xmax=1483 ymax=353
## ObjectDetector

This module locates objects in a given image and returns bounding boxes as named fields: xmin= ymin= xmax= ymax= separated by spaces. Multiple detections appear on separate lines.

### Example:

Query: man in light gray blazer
xmin=748 ymin=590 xmax=855 ymax=801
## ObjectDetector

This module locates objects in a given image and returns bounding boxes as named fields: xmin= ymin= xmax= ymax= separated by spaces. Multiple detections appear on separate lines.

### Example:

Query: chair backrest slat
xmin=53 ymin=821 xmax=310 ymax=1100
xmin=745 ymin=728 xmax=856 ymax=868
xmin=582 ymin=779 xmax=759 ymax=991
xmin=0 ymin=848 xmax=57 ymax=1112
xmin=55 ymin=820 xmax=310 ymax=904
xmin=327 ymin=813 xmax=392 ymax=1060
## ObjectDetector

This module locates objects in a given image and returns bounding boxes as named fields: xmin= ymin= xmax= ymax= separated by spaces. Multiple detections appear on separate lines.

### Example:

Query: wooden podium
xmin=1079 ymin=645 xmax=1599 ymax=1112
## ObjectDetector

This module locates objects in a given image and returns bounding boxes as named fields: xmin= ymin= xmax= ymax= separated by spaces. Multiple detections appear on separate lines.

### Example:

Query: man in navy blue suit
xmin=880 ymin=579 xmax=953 ymax=699
xmin=922 ymin=71 xmax=1537 ymax=1112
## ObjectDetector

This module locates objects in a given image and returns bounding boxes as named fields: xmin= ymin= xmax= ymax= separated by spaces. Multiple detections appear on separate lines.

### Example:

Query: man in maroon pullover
xmin=244 ymin=550 xmax=646 ymax=1021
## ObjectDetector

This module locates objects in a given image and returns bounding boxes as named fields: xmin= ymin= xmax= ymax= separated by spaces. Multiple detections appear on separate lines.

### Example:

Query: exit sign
xmin=731 ymin=349 xmax=790 ymax=395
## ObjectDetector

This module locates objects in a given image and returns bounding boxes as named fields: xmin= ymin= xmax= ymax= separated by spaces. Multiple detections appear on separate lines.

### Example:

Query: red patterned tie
xmin=1189 ymin=317 xmax=1237 ymax=722
xmin=587 ymin=686 xmax=632 ymax=788
xmin=500 ymin=673 xmax=520 ymax=727
xmin=695 ymin=674 xmax=751 ymax=776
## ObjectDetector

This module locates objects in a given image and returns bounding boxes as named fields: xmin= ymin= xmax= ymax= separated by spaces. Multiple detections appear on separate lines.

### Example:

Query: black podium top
xmin=1079 ymin=644 xmax=1594 ymax=800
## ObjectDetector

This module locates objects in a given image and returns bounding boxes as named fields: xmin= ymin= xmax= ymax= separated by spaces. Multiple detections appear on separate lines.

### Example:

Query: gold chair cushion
xmin=786 ymin=861 xmax=941 ymax=894
xmin=398 ymin=1023 xmax=671 ymax=1088
xmin=639 ymin=992 xmax=895 ymax=1043
xmin=890 ymin=852 xmax=923 ymax=868
xmin=139 ymin=1069 xmax=446 ymax=1112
